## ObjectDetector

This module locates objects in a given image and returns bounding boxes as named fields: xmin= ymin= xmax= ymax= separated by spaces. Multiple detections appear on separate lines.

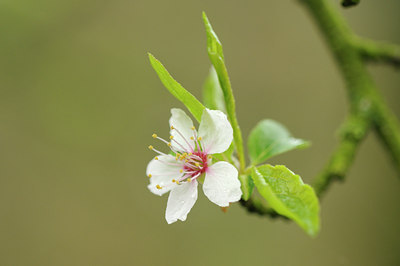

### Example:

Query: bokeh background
xmin=1 ymin=0 xmax=399 ymax=265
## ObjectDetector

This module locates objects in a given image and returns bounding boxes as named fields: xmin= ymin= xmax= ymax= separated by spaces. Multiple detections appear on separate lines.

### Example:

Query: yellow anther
xmin=155 ymin=156 xmax=159 ymax=160
xmin=191 ymin=126 xmax=195 ymax=130
xmin=148 ymin=145 xmax=154 ymax=150
xmin=176 ymin=180 xmax=180 ymax=185
xmin=170 ymin=135 xmax=174 ymax=140
xmin=185 ymin=159 xmax=189 ymax=163
xmin=197 ymin=137 xmax=202 ymax=141
xmin=187 ymin=178 xmax=191 ymax=182
xmin=190 ymin=136 xmax=194 ymax=140
xmin=148 ymin=174 xmax=152 ymax=178
xmin=195 ymin=162 xmax=200 ymax=167
xmin=180 ymin=169 xmax=183 ymax=173
xmin=156 ymin=184 xmax=162 ymax=190
xmin=182 ymin=152 xmax=188 ymax=157
xmin=168 ymin=142 xmax=172 ymax=147
xmin=170 ymin=126 xmax=174 ymax=130
xmin=208 ymin=155 xmax=212 ymax=159
xmin=188 ymin=153 xmax=192 ymax=156
xmin=152 ymin=133 xmax=157 ymax=138
xmin=172 ymin=179 xmax=176 ymax=183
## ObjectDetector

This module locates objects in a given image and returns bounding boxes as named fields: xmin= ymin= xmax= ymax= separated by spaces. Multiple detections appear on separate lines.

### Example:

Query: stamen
xmin=149 ymin=146 xmax=168 ymax=156
xmin=172 ymin=179 xmax=176 ymax=183
xmin=155 ymin=157 xmax=159 ymax=160
xmin=170 ymin=125 xmax=194 ymax=152
xmin=156 ymin=184 xmax=162 ymax=190
xmin=190 ymin=172 xmax=201 ymax=181
xmin=156 ymin=159 xmax=183 ymax=167
xmin=190 ymin=154 xmax=202 ymax=160
xmin=152 ymin=133 xmax=157 ymax=138
xmin=192 ymin=130 xmax=201 ymax=151
xmin=155 ymin=136 xmax=169 ymax=145
xmin=172 ymin=139 xmax=188 ymax=152
xmin=148 ymin=174 xmax=152 ymax=178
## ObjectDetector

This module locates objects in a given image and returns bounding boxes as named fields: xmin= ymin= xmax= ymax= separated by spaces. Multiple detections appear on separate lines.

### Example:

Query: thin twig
xmin=241 ymin=0 xmax=400 ymax=218
xmin=352 ymin=37 xmax=400 ymax=67
xmin=313 ymin=113 xmax=370 ymax=196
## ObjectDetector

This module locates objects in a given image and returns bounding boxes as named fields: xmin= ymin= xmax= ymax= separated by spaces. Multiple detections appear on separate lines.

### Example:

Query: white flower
xmin=146 ymin=108 xmax=242 ymax=224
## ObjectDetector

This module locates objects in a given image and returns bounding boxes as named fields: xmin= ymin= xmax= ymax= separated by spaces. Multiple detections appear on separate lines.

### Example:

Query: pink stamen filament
xmin=171 ymin=126 xmax=194 ymax=152
xmin=154 ymin=136 xmax=180 ymax=154
xmin=156 ymin=159 xmax=183 ymax=167
xmin=172 ymin=139 xmax=190 ymax=153
xmin=151 ymin=147 xmax=168 ymax=156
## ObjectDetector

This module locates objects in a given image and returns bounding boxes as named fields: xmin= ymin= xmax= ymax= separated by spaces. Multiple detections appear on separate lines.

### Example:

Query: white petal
xmin=165 ymin=180 xmax=198 ymax=224
xmin=169 ymin=108 xmax=195 ymax=153
xmin=198 ymin=109 xmax=233 ymax=154
xmin=203 ymin=161 xmax=241 ymax=207
xmin=146 ymin=155 xmax=183 ymax=196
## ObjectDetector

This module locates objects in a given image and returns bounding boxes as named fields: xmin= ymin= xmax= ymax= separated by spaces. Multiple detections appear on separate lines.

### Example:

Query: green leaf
xmin=202 ymin=12 xmax=224 ymax=61
xmin=203 ymin=12 xmax=246 ymax=171
xmin=202 ymin=66 xmax=226 ymax=113
xmin=252 ymin=165 xmax=320 ymax=236
xmin=148 ymin=53 xmax=205 ymax=122
xmin=248 ymin=119 xmax=310 ymax=165
xmin=238 ymin=174 xmax=254 ymax=201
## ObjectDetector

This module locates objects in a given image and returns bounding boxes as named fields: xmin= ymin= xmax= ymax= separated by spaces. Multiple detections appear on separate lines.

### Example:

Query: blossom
xmin=147 ymin=108 xmax=242 ymax=224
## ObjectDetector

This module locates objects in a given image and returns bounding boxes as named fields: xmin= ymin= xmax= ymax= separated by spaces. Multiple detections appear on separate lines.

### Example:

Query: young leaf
xmin=251 ymin=165 xmax=320 ymax=236
xmin=202 ymin=66 xmax=226 ymax=113
xmin=238 ymin=174 xmax=254 ymax=201
xmin=148 ymin=53 xmax=205 ymax=122
xmin=202 ymin=12 xmax=246 ymax=171
xmin=248 ymin=119 xmax=309 ymax=165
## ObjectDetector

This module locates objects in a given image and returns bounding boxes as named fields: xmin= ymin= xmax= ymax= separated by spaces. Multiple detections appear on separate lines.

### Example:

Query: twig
xmin=313 ymin=113 xmax=370 ymax=197
xmin=241 ymin=0 xmax=400 ymax=218
xmin=352 ymin=37 xmax=400 ymax=67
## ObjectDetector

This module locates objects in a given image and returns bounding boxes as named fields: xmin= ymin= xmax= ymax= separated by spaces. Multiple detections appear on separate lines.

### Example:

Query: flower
xmin=147 ymin=108 xmax=242 ymax=224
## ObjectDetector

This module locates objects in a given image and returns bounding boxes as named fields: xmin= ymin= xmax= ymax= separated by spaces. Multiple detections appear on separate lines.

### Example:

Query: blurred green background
xmin=1 ymin=0 xmax=399 ymax=265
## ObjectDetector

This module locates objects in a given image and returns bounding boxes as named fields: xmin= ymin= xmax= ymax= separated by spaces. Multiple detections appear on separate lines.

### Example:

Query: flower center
xmin=148 ymin=124 xmax=211 ymax=188
xmin=183 ymin=151 xmax=208 ymax=177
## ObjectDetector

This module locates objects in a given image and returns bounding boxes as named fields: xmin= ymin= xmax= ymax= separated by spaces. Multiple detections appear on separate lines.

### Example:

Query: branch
xmin=373 ymin=105 xmax=400 ymax=174
xmin=241 ymin=0 xmax=400 ymax=218
xmin=353 ymin=37 xmax=400 ymax=67
xmin=313 ymin=113 xmax=370 ymax=196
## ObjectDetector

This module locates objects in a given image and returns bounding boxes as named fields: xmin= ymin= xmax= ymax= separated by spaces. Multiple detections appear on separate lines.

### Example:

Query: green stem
xmin=242 ymin=0 xmax=400 ymax=218
xmin=352 ymin=37 xmax=400 ymax=67
xmin=203 ymin=13 xmax=246 ymax=173
xmin=218 ymin=63 xmax=246 ymax=173
xmin=299 ymin=0 xmax=400 ymax=176
xmin=313 ymin=113 xmax=370 ymax=196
